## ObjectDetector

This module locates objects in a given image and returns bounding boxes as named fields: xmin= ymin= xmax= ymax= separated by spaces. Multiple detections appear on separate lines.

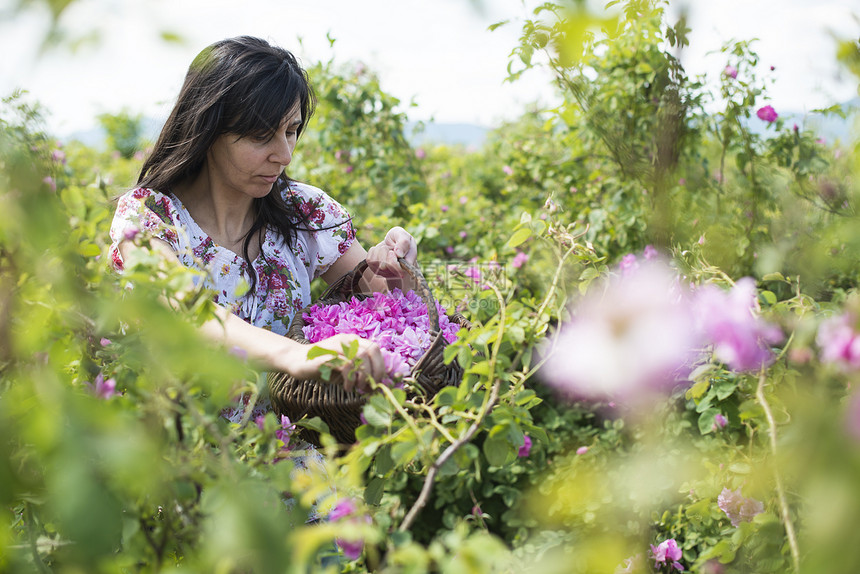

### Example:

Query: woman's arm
xmin=118 ymin=239 xmax=386 ymax=392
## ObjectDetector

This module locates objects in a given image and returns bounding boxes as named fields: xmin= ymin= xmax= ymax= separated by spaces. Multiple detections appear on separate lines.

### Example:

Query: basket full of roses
xmin=268 ymin=258 xmax=468 ymax=445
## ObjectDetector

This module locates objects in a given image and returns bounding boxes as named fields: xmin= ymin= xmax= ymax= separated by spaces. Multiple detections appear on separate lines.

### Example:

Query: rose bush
xmin=1 ymin=1 xmax=860 ymax=573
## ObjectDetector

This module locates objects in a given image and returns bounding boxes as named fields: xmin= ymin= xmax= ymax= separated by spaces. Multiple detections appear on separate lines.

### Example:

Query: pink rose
xmin=756 ymin=105 xmax=778 ymax=123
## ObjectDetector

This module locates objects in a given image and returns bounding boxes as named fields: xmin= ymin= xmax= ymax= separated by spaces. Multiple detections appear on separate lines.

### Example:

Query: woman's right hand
xmin=279 ymin=333 xmax=387 ymax=393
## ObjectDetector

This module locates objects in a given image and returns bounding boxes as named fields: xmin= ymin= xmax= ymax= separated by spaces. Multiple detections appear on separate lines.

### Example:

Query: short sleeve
xmin=108 ymin=187 xmax=182 ymax=271
xmin=283 ymin=182 xmax=356 ymax=278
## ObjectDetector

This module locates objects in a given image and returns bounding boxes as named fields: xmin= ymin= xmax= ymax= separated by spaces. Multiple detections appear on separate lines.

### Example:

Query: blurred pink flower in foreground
xmin=87 ymin=373 xmax=116 ymax=399
xmin=328 ymin=498 xmax=369 ymax=560
xmin=816 ymin=312 xmax=860 ymax=370
xmin=756 ymin=105 xmax=778 ymax=123
xmin=723 ymin=65 xmax=738 ymax=79
xmin=694 ymin=278 xmax=783 ymax=372
xmin=502 ymin=165 xmax=514 ymax=176
xmin=845 ymin=392 xmax=860 ymax=442
xmin=717 ymin=487 xmax=764 ymax=527
xmin=650 ymin=538 xmax=683 ymax=571
xmin=541 ymin=259 xmax=699 ymax=402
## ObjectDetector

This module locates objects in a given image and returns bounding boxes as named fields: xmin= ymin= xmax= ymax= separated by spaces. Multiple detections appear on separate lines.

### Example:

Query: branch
xmin=398 ymin=284 xmax=508 ymax=532
xmin=398 ymin=379 xmax=501 ymax=532
xmin=756 ymin=370 xmax=800 ymax=573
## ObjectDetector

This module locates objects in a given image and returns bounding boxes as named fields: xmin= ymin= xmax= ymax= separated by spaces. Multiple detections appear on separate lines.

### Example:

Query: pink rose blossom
xmin=87 ymin=373 xmax=117 ymax=399
xmin=440 ymin=205 xmax=449 ymax=212
xmin=511 ymin=251 xmax=529 ymax=269
xmin=541 ymin=260 xmax=700 ymax=402
xmin=99 ymin=337 xmax=112 ymax=347
xmin=459 ymin=231 xmax=468 ymax=239
xmin=576 ymin=446 xmax=589 ymax=455
xmin=643 ymin=245 xmax=659 ymax=260
xmin=650 ymin=538 xmax=683 ymax=571
xmin=303 ymin=289 xmax=460 ymax=383
xmin=713 ymin=413 xmax=728 ymax=429
xmin=459 ymin=196 xmax=468 ymax=205
xmin=518 ymin=435 xmax=532 ymax=457
xmin=415 ymin=148 xmax=426 ymax=159
xmin=816 ymin=312 xmax=860 ymax=370
xmin=723 ymin=65 xmax=738 ymax=79
xmin=123 ymin=226 xmax=140 ymax=241
xmin=502 ymin=165 xmax=514 ymax=176
xmin=756 ymin=105 xmax=778 ymax=123
xmin=328 ymin=498 xmax=369 ymax=560
xmin=694 ymin=278 xmax=783 ymax=372
xmin=717 ymin=487 xmax=764 ymax=527
xmin=619 ymin=253 xmax=639 ymax=276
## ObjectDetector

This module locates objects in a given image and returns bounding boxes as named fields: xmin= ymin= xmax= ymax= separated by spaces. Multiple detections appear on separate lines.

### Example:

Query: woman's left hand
xmin=366 ymin=226 xmax=418 ymax=279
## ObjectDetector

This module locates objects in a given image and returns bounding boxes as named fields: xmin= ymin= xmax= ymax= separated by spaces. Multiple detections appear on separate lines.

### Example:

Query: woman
xmin=108 ymin=36 xmax=417 ymax=398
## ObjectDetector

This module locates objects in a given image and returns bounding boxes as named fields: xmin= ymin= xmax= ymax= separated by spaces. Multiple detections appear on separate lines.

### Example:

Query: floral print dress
xmin=109 ymin=180 xmax=355 ymax=335
xmin=108 ymin=179 xmax=356 ymax=424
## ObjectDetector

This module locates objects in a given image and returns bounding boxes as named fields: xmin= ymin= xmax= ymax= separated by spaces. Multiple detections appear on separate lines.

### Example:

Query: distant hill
xmin=405 ymin=121 xmax=490 ymax=148
xmin=67 ymin=118 xmax=491 ymax=150
xmin=66 ymin=101 xmax=856 ymax=151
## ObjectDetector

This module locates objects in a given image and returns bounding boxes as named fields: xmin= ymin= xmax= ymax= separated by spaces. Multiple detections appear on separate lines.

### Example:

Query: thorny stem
xmin=376 ymin=383 xmax=426 ymax=448
xmin=25 ymin=503 xmax=52 ymax=574
xmin=533 ymin=241 xmax=579 ymax=331
xmin=755 ymin=370 xmax=800 ymax=573
xmin=411 ymin=402 xmax=456 ymax=444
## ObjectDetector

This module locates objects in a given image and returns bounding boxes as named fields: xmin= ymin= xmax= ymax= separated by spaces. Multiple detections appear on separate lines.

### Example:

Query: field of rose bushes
xmin=2 ymin=1 xmax=860 ymax=572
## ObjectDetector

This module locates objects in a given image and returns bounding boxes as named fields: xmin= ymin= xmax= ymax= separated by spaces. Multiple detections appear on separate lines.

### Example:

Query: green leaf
xmin=759 ymin=290 xmax=777 ymax=306
xmin=686 ymin=379 xmax=710 ymax=401
xmin=364 ymin=476 xmax=385 ymax=506
xmin=434 ymin=386 xmax=458 ymax=407
xmin=483 ymin=435 xmax=510 ymax=467
xmin=391 ymin=437 xmax=419 ymax=467
xmin=361 ymin=403 xmax=391 ymax=428
xmin=698 ymin=409 xmax=719 ymax=434
xmin=374 ymin=445 xmax=394 ymax=475
xmin=307 ymin=345 xmax=339 ymax=360
xmin=76 ymin=242 xmax=101 ymax=257
xmin=296 ymin=416 xmax=330 ymax=434
xmin=507 ymin=227 xmax=532 ymax=248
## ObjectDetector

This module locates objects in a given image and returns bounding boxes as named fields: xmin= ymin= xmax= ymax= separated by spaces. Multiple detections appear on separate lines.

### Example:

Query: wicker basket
xmin=268 ymin=258 xmax=468 ymax=446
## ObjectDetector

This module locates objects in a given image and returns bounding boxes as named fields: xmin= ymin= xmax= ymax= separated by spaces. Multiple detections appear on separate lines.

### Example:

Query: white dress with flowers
xmin=109 ymin=180 xmax=355 ymax=336
xmin=108 ymin=180 xmax=356 ymax=424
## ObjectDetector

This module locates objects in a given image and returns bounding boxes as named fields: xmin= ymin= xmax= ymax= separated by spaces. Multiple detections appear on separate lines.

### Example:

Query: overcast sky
xmin=1 ymin=0 xmax=857 ymax=137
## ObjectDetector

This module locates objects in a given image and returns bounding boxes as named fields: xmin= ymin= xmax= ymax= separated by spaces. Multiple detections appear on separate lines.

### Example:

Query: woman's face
xmin=206 ymin=107 xmax=302 ymax=199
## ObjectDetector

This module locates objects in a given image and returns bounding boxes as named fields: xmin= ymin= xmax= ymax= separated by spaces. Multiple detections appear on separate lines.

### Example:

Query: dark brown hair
xmin=138 ymin=36 xmax=321 ymax=293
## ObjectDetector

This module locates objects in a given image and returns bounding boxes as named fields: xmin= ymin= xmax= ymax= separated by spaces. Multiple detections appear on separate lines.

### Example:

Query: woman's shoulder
xmin=116 ymin=186 xmax=176 ymax=208
xmin=114 ymin=186 xmax=182 ymax=226
xmin=280 ymin=180 xmax=329 ymax=202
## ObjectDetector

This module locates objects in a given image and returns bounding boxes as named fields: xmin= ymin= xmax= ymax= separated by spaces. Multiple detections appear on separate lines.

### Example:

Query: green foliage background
xmin=2 ymin=1 xmax=860 ymax=573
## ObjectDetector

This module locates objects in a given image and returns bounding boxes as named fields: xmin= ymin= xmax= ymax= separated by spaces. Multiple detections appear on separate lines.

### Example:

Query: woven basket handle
xmin=348 ymin=257 xmax=441 ymax=333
